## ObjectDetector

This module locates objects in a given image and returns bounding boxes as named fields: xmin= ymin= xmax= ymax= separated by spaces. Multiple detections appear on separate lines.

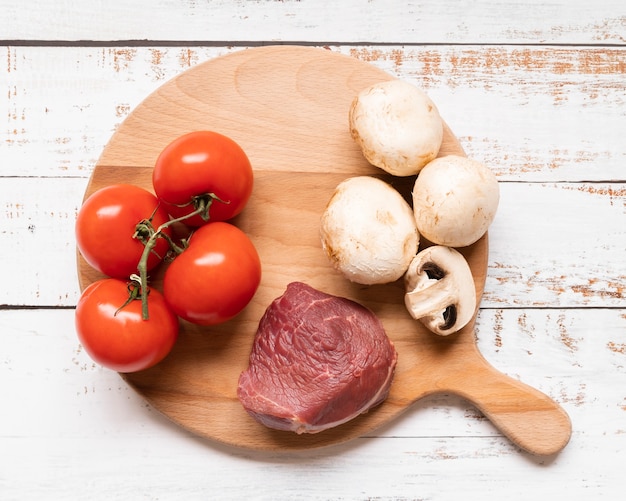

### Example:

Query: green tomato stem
xmin=134 ymin=194 xmax=219 ymax=320
xmin=115 ymin=276 xmax=142 ymax=316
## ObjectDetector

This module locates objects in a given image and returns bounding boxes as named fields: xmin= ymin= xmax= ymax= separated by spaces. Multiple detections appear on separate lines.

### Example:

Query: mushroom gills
xmin=404 ymin=246 xmax=476 ymax=336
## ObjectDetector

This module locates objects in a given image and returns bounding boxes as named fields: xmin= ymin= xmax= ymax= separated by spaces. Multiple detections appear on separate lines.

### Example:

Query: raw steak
xmin=237 ymin=282 xmax=398 ymax=434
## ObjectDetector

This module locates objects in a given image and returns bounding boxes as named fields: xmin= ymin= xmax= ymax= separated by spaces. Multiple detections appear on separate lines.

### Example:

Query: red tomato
xmin=75 ymin=279 xmax=179 ymax=373
xmin=163 ymin=222 xmax=261 ymax=326
xmin=76 ymin=184 xmax=172 ymax=279
xmin=152 ymin=131 xmax=253 ymax=226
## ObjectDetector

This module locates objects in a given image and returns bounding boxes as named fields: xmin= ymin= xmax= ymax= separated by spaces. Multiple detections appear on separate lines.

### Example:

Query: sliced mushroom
xmin=404 ymin=245 xmax=476 ymax=336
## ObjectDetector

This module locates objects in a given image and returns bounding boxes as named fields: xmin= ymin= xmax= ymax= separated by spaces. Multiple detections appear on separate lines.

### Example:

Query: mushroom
xmin=412 ymin=155 xmax=500 ymax=247
xmin=349 ymin=80 xmax=443 ymax=177
xmin=404 ymin=245 xmax=476 ymax=336
xmin=320 ymin=176 xmax=419 ymax=285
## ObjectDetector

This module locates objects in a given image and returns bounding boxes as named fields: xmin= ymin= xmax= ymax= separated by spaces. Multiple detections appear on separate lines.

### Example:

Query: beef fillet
xmin=237 ymin=282 xmax=398 ymax=434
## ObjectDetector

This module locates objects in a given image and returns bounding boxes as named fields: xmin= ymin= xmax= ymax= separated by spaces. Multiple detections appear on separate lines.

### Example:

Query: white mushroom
xmin=404 ymin=245 xmax=476 ymax=335
xmin=320 ymin=176 xmax=419 ymax=285
xmin=412 ymin=155 xmax=500 ymax=247
xmin=349 ymin=80 xmax=443 ymax=177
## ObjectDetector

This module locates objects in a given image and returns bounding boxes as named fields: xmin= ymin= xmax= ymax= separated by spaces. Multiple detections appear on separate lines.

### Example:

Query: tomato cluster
xmin=75 ymin=131 xmax=261 ymax=373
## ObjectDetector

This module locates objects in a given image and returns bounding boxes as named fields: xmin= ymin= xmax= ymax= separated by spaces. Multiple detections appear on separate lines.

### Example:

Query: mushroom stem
xmin=404 ymin=279 xmax=457 ymax=321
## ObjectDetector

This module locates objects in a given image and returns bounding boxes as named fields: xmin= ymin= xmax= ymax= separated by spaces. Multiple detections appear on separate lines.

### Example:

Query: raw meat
xmin=237 ymin=282 xmax=398 ymax=434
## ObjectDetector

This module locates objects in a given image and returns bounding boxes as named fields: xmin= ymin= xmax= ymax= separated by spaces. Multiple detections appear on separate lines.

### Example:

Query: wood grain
xmin=77 ymin=45 xmax=570 ymax=455
xmin=5 ymin=0 xmax=626 ymax=44
xmin=5 ymin=307 xmax=624 ymax=498
xmin=5 ymin=45 xmax=625 ymax=182
xmin=2 ymin=176 xmax=623 ymax=309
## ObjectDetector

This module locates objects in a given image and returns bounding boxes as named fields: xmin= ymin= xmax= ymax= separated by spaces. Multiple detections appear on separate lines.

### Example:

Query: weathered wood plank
xmin=3 ymin=46 xmax=624 ymax=182
xmin=1 ymin=308 xmax=624 ymax=499
xmin=2 ymin=0 xmax=625 ymax=45
xmin=0 ymin=177 xmax=86 ymax=307
xmin=0 ymin=177 xmax=623 ymax=308
xmin=351 ymin=46 xmax=626 ymax=183
xmin=486 ymin=182 xmax=626 ymax=308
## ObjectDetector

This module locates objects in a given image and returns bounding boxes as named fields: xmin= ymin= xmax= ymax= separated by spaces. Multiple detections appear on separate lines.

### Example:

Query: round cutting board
xmin=78 ymin=45 xmax=571 ymax=455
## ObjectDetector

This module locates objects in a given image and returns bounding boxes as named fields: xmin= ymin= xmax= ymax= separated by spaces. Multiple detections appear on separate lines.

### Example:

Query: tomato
xmin=75 ymin=278 xmax=179 ymax=373
xmin=163 ymin=222 xmax=261 ymax=326
xmin=152 ymin=131 xmax=253 ymax=226
xmin=76 ymin=184 xmax=172 ymax=279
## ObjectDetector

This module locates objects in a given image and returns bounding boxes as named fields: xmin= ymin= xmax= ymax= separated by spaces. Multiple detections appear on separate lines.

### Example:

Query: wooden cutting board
xmin=77 ymin=45 xmax=571 ymax=455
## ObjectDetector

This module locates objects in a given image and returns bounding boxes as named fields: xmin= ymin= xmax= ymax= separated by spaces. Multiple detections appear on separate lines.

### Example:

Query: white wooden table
xmin=1 ymin=1 xmax=625 ymax=499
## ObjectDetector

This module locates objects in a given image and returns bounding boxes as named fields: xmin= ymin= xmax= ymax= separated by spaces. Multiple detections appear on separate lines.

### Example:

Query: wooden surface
xmin=1 ymin=0 xmax=625 ymax=499
xmin=78 ymin=46 xmax=570 ymax=455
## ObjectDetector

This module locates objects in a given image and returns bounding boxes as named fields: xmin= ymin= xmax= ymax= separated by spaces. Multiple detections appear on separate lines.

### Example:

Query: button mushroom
xmin=404 ymin=245 xmax=476 ymax=336
xmin=412 ymin=155 xmax=500 ymax=247
xmin=349 ymin=80 xmax=443 ymax=177
xmin=320 ymin=176 xmax=419 ymax=285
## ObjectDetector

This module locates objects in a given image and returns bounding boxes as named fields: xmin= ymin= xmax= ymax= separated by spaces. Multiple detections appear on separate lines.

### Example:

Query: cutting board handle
xmin=447 ymin=355 xmax=572 ymax=456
